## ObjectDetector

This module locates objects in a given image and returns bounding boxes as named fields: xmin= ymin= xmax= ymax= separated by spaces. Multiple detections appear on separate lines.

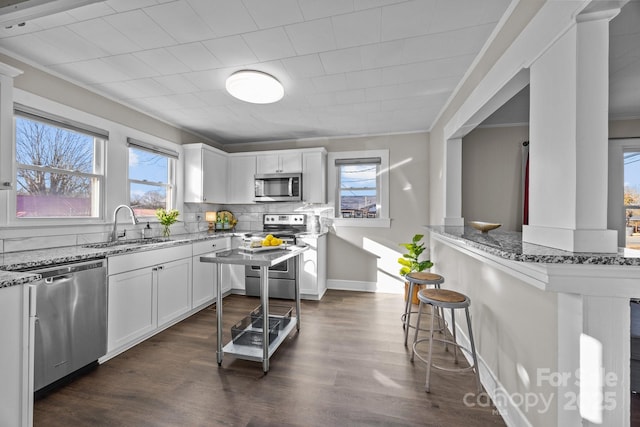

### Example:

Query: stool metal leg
xmin=410 ymin=301 xmax=424 ymax=362
xmin=403 ymin=281 xmax=415 ymax=346
xmin=452 ymin=308 xmax=459 ymax=363
xmin=466 ymin=307 xmax=482 ymax=393
xmin=402 ymin=282 xmax=411 ymax=330
xmin=424 ymin=303 xmax=436 ymax=393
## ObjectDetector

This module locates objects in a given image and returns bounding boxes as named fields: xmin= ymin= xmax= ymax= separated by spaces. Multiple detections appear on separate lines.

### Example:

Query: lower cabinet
xmin=192 ymin=237 xmax=231 ymax=308
xmin=298 ymin=234 xmax=327 ymax=300
xmin=106 ymin=245 xmax=192 ymax=358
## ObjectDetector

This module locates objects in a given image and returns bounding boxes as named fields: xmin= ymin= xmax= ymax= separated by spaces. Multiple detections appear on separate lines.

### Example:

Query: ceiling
xmin=481 ymin=0 xmax=640 ymax=127
xmin=0 ymin=0 xmax=512 ymax=144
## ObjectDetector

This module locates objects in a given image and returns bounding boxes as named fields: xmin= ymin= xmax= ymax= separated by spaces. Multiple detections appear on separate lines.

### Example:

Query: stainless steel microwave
xmin=254 ymin=173 xmax=302 ymax=202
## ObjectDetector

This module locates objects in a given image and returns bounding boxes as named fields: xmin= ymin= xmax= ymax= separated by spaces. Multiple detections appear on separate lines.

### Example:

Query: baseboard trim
xmin=327 ymin=279 xmax=378 ymax=292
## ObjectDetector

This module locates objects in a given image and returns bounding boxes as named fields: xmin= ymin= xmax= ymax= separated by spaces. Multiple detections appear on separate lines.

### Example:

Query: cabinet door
xmin=298 ymin=234 xmax=327 ymax=299
xmin=157 ymin=257 xmax=192 ymax=327
xmin=192 ymin=256 xmax=216 ymax=308
xmin=108 ymin=268 xmax=156 ymax=352
xmin=227 ymin=155 xmax=256 ymax=203
xmin=202 ymin=148 xmax=227 ymax=203
xmin=256 ymin=154 xmax=280 ymax=174
xmin=303 ymin=151 xmax=326 ymax=203
xmin=279 ymin=152 xmax=302 ymax=173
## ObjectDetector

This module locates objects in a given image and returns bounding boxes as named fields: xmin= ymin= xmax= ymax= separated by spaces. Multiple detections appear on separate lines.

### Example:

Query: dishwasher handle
xmin=31 ymin=260 xmax=105 ymax=279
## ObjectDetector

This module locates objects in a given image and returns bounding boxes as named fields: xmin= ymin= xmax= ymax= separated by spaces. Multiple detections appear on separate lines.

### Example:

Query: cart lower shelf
xmin=222 ymin=316 xmax=297 ymax=362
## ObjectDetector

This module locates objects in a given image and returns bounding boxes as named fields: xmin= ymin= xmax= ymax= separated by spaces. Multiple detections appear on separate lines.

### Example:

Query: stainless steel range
xmin=244 ymin=213 xmax=306 ymax=300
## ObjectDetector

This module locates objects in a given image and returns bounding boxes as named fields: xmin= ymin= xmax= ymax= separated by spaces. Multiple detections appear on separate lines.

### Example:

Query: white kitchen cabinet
xmin=192 ymin=237 xmax=231 ymax=308
xmin=107 ymin=267 xmax=156 ymax=352
xmin=257 ymin=152 xmax=302 ymax=174
xmin=227 ymin=155 xmax=256 ymax=204
xmin=184 ymin=143 xmax=228 ymax=203
xmin=298 ymin=234 xmax=327 ymax=300
xmin=106 ymin=244 xmax=192 ymax=357
xmin=302 ymin=151 xmax=327 ymax=203
xmin=221 ymin=236 xmax=245 ymax=293
xmin=0 ymin=64 xmax=22 ymax=191
xmin=0 ymin=284 xmax=30 ymax=427
xmin=157 ymin=258 xmax=192 ymax=327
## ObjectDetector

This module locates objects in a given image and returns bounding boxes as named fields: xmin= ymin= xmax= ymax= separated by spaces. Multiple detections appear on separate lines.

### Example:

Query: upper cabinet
xmin=184 ymin=144 xmax=227 ymax=203
xmin=256 ymin=152 xmax=302 ymax=174
xmin=227 ymin=155 xmax=256 ymax=204
xmin=303 ymin=151 xmax=327 ymax=204
xmin=0 ymin=62 xmax=23 ymax=190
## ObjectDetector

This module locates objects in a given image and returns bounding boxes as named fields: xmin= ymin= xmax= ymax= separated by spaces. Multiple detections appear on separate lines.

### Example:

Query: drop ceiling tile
xmin=50 ymin=59 xmax=131 ymax=84
xmin=380 ymin=57 xmax=470 ymax=85
xmin=153 ymin=75 xmax=198 ymax=94
xmin=0 ymin=22 xmax=44 ymax=37
xmin=344 ymin=69 xmax=382 ymax=89
xmin=403 ymin=24 xmax=494 ymax=62
xmin=164 ymin=93 xmax=208 ymax=109
xmin=354 ymin=0 xmax=405 ymax=9
xmin=242 ymin=27 xmax=296 ymax=62
xmin=331 ymin=8 xmax=381 ymax=49
xmin=193 ymin=90 xmax=231 ymax=107
xmin=68 ymin=18 xmax=139 ymax=55
xmin=184 ymin=70 xmax=226 ymax=91
xmin=103 ymin=9 xmax=176 ymax=49
xmin=298 ymin=0 xmax=355 ymax=20
xmin=319 ymin=46 xmax=363 ymax=74
xmin=0 ymin=34 xmax=60 ymax=64
xmin=32 ymin=27 xmax=107 ymax=64
xmin=134 ymin=48 xmax=191 ymax=75
xmin=144 ymin=1 xmax=215 ymax=43
xmin=105 ymin=0 xmax=160 ymax=12
xmin=129 ymin=78 xmax=175 ymax=97
xmin=66 ymin=2 xmax=117 ymax=21
xmin=312 ymin=74 xmax=348 ymax=92
xmin=281 ymin=54 xmax=326 ymax=78
xmin=285 ymin=18 xmax=336 ymax=55
xmin=202 ymin=35 xmax=258 ymax=67
xmin=102 ymin=53 xmax=160 ymax=79
xmin=380 ymin=0 xmax=437 ymax=41
xmin=360 ymin=39 xmax=405 ymax=69
xmin=335 ymin=88 xmax=366 ymax=104
xmin=31 ymin=11 xmax=78 ymax=29
xmin=429 ymin=0 xmax=507 ymax=34
xmin=93 ymin=81 xmax=152 ymax=99
xmin=187 ymin=0 xmax=257 ymax=36
xmin=242 ymin=0 xmax=304 ymax=29
xmin=167 ymin=42 xmax=223 ymax=71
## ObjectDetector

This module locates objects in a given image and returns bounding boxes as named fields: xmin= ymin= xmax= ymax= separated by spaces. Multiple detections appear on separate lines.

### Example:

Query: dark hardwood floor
xmin=34 ymin=291 xmax=506 ymax=426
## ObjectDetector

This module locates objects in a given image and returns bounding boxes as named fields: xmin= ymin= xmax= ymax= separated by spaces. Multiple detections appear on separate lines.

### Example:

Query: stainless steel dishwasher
xmin=25 ymin=259 xmax=107 ymax=393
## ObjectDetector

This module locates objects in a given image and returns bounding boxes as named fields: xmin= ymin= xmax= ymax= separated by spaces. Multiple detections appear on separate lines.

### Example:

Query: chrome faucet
xmin=111 ymin=205 xmax=139 ymax=242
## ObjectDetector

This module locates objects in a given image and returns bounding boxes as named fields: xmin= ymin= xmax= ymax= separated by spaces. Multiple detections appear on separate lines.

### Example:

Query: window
xmin=127 ymin=138 xmax=177 ymax=217
xmin=328 ymin=150 xmax=390 ymax=228
xmin=14 ymin=106 xmax=106 ymax=219
xmin=336 ymin=158 xmax=380 ymax=218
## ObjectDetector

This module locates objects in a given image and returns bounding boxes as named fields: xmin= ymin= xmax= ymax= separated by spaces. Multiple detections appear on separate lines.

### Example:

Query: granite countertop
xmin=0 ymin=230 xmax=247 ymax=289
xmin=426 ymin=225 xmax=640 ymax=266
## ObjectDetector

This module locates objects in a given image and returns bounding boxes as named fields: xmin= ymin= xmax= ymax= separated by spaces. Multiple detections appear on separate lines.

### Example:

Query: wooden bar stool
xmin=410 ymin=288 xmax=481 ymax=393
xmin=402 ymin=272 xmax=444 ymax=347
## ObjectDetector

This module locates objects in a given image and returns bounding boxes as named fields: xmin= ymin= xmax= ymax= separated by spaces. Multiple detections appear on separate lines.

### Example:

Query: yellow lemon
xmin=265 ymin=234 xmax=274 ymax=241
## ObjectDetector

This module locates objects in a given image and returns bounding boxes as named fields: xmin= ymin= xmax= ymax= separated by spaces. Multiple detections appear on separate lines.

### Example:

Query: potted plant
xmin=398 ymin=234 xmax=433 ymax=304
xmin=156 ymin=208 xmax=179 ymax=237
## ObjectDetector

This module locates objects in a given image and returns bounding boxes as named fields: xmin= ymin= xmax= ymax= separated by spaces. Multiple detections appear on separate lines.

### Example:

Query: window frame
xmin=328 ymin=150 xmax=390 ymax=228
xmin=127 ymin=138 xmax=178 ymax=219
xmin=13 ymin=105 xmax=107 ymax=221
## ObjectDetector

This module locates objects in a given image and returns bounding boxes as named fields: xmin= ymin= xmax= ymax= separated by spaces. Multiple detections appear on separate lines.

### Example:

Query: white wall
xmin=462 ymin=126 xmax=529 ymax=231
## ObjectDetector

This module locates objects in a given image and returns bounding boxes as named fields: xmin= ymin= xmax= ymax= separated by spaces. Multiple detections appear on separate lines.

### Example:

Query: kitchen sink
xmin=82 ymin=238 xmax=170 ymax=248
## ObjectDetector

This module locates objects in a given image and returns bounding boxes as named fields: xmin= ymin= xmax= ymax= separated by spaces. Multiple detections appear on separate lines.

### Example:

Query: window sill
xmin=332 ymin=218 xmax=391 ymax=228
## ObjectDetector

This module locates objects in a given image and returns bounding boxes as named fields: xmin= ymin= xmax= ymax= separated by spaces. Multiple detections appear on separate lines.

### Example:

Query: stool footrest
xmin=412 ymin=337 xmax=477 ymax=373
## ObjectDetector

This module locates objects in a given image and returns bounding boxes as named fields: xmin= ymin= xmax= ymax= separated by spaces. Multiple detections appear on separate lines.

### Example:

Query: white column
xmin=444 ymin=138 xmax=464 ymax=226
xmin=523 ymin=9 xmax=619 ymax=252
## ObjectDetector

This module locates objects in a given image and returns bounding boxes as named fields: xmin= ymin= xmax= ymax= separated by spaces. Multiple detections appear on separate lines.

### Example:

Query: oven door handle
xmin=288 ymin=177 xmax=293 ymax=197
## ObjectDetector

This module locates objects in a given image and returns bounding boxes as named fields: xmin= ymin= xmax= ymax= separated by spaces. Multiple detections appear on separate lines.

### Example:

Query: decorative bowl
xmin=469 ymin=221 xmax=501 ymax=233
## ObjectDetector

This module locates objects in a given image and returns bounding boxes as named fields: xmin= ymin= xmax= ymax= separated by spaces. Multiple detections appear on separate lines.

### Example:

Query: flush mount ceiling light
xmin=225 ymin=70 xmax=284 ymax=104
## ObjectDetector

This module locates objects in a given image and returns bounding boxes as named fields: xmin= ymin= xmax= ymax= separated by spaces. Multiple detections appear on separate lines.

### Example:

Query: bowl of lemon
xmin=261 ymin=234 xmax=283 ymax=247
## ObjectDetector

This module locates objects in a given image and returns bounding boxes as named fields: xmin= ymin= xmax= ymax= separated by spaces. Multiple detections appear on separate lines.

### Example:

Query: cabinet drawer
xmin=192 ymin=237 xmax=231 ymax=256
xmin=108 ymin=244 xmax=191 ymax=275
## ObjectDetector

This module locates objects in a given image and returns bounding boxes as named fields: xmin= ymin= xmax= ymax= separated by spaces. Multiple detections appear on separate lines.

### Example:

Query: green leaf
xmin=397 ymin=258 xmax=411 ymax=267
xmin=412 ymin=234 xmax=424 ymax=243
